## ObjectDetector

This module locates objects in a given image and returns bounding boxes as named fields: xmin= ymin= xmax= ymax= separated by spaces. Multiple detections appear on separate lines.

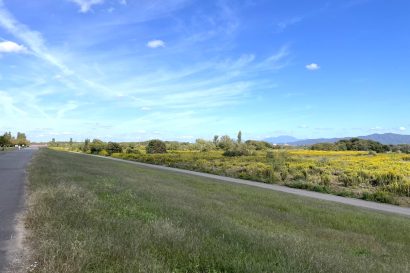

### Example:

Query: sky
xmin=0 ymin=0 xmax=409 ymax=142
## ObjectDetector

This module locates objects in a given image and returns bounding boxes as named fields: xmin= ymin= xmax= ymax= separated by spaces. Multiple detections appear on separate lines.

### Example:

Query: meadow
xmin=109 ymin=150 xmax=410 ymax=206
xmin=26 ymin=149 xmax=410 ymax=273
xmin=50 ymin=137 xmax=410 ymax=207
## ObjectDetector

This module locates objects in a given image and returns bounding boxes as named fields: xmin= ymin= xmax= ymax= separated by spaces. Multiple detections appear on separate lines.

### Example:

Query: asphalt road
xmin=80 ymin=152 xmax=410 ymax=217
xmin=0 ymin=148 xmax=36 ymax=272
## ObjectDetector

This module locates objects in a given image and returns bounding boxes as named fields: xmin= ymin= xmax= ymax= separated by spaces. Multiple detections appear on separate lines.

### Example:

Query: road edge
xmin=4 ymin=151 xmax=37 ymax=273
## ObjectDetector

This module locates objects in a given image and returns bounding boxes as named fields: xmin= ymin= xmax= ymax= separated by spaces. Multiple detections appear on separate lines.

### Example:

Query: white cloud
xmin=0 ymin=40 xmax=27 ymax=53
xmin=306 ymin=63 xmax=320 ymax=71
xmin=69 ymin=0 xmax=104 ymax=13
xmin=399 ymin=126 xmax=406 ymax=131
xmin=147 ymin=39 xmax=165 ymax=48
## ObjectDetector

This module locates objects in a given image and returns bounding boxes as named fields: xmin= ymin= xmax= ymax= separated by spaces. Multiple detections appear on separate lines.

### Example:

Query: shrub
xmin=106 ymin=142 xmax=122 ymax=155
xmin=339 ymin=173 xmax=356 ymax=187
xmin=218 ymin=135 xmax=235 ymax=150
xmin=267 ymin=150 xmax=289 ymax=171
xmin=146 ymin=140 xmax=167 ymax=154
xmin=125 ymin=146 xmax=140 ymax=154
xmin=98 ymin=150 xmax=109 ymax=156
xmin=245 ymin=140 xmax=272 ymax=150
xmin=223 ymin=144 xmax=252 ymax=157
xmin=90 ymin=139 xmax=105 ymax=154
xmin=320 ymin=173 xmax=331 ymax=186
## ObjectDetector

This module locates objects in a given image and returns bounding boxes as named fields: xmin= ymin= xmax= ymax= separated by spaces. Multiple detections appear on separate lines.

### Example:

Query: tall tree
xmin=213 ymin=135 xmax=219 ymax=145
xmin=83 ymin=139 xmax=90 ymax=152
xmin=16 ymin=132 xmax=28 ymax=146
xmin=237 ymin=130 xmax=242 ymax=144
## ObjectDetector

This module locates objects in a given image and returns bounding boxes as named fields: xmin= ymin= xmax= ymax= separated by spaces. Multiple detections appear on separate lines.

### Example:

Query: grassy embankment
xmin=27 ymin=149 xmax=410 ymax=273
xmin=105 ymin=149 xmax=410 ymax=206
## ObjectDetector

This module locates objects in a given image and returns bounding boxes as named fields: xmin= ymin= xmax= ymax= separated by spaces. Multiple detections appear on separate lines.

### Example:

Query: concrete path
xmin=0 ymin=148 xmax=36 ymax=272
xmin=77 ymin=152 xmax=410 ymax=217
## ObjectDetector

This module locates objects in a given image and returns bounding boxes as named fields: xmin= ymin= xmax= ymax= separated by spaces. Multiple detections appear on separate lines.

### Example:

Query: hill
xmin=263 ymin=135 xmax=299 ymax=144
xmin=359 ymin=133 xmax=410 ymax=145
xmin=264 ymin=133 xmax=410 ymax=146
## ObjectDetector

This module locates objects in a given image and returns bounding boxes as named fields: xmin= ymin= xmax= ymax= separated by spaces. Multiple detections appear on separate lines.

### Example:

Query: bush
xmin=146 ymin=140 xmax=167 ymax=154
xmin=222 ymin=143 xmax=253 ymax=157
xmin=125 ymin=146 xmax=140 ymax=154
xmin=90 ymin=139 xmax=105 ymax=154
xmin=98 ymin=150 xmax=109 ymax=156
xmin=106 ymin=142 xmax=122 ymax=155
xmin=218 ymin=135 xmax=235 ymax=150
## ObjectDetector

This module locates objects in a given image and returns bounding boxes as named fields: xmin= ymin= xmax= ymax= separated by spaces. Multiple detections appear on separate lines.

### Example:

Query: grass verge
xmin=26 ymin=149 xmax=410 ymax=273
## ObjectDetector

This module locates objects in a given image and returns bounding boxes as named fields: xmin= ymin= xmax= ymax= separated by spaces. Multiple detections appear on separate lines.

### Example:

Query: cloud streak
xmin=69 ymin=0 xmax=104 ymax=13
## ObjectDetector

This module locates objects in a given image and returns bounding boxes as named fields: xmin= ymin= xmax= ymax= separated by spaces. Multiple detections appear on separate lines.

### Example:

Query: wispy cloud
xmin=147 ymin=39 xmax=165 ymax=48
xmin=306 ymin=63 xmax=320 ymax=71
xmin=57 ymin=101 xmax=80 ymax=119
xmin=69 ymin=0 xmax=104 ymax=13
xmin=0 ymin=1 xmax=73 ymax=75
xmin=0 ymin=0 xmax=292 ymax=141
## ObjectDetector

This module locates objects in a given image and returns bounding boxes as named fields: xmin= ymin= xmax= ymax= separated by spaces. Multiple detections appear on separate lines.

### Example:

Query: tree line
xmin=0 ymin=132 xmax=30 ymax=149
xmin=48 ymin=133 xmax=410 ymax=156
xmin=48 ymin=131 xmax=284 ymax=156
xmin=311 ymin=138 xmax=410 ymax=153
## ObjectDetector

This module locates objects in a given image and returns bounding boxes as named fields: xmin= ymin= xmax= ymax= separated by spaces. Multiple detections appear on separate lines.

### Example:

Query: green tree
xmin=237 ymin=130 xmax=242 ymax=144
xmin=213 ymin=135 xmax=219 ymax=146
xmin=83 ymin=139 xmax=90 ymax=152
xmin=146 ymin=140 xmax=167 ymax=154
xmin=90 ymin=139 xmax=105 ymax=154
xmin=106 ymin=142 xmax=122 ymax=155
xmin=0 ymin=132 xmax=13 ymax=147
xmin=218 ymin=135 xmax=234 ymax=150
xmin=0 ymin=135 xmax=5 ymax=149
xmin=16 ymin=132 xmax=29 ymax=146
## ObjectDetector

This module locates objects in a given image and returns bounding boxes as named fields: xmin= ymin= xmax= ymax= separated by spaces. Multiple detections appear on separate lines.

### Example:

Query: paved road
xmin=78 ymin=152 xmax=410 ymax=217
xmin=0 ymin=148 xmax=36 ymax=272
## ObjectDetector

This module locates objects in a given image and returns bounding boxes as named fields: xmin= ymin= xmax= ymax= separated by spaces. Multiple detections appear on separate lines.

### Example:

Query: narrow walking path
xmin=75 ymin=152 xmax=410 ymax=217
xmin=0 ymin=148 xmax=37 ymax=272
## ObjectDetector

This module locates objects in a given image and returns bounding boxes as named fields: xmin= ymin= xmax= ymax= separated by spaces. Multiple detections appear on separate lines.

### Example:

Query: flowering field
xmin=109 ymin=149 xmax=410 ymax=206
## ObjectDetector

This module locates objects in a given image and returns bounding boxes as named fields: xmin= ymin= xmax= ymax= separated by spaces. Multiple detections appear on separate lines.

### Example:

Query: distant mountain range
xmin=264 ymin=133 xmax=410 ymax=145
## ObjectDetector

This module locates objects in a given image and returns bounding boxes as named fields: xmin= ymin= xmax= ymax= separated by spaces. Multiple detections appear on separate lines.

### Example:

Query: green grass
xmin=26 ymin=149 xmax=410 ymax=273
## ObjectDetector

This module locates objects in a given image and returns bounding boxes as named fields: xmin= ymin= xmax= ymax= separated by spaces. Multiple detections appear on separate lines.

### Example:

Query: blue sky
xmin=0 ymin=0 xmax=409 ymax=142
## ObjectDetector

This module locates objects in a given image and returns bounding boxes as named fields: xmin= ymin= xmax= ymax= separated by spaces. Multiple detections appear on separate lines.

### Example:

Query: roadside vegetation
xmin=27 ymin=149 xmax=410 ymax=273
xmin=49 ymin=133 xmax=410 ymax=206
xmin=0 ymin=131 xmax=30 ymax=150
